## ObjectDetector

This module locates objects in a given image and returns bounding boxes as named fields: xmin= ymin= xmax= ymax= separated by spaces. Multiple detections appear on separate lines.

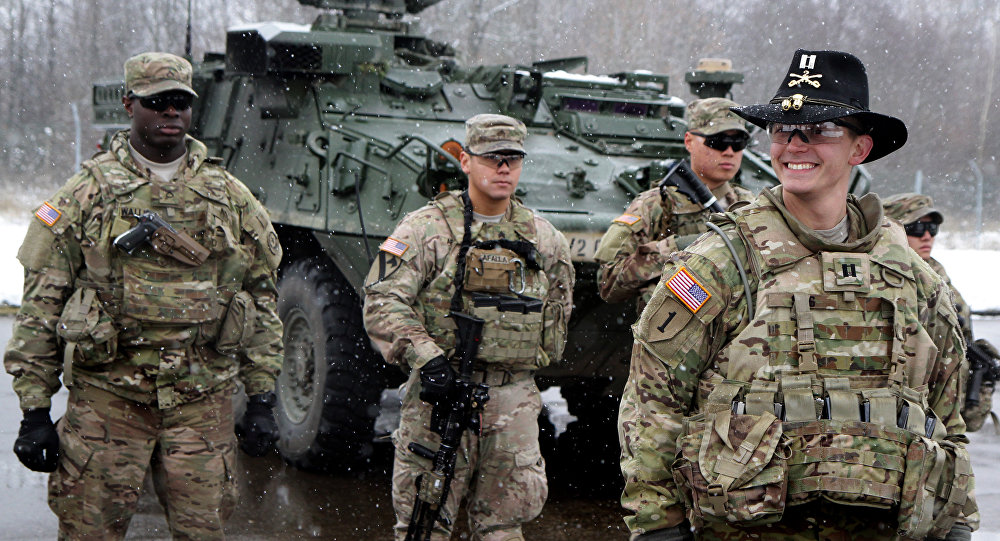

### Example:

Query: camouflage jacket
xmin=595 ymin=180 xmax=752 ymax=314
xmin=362 ymin=191 xmax=574 ymax=371
xmin=4 ymin=130 xmax=283 ymax=410
xmin=619 ymin=187 xmax=973 ymax=535
xmin=928 ymin=256 xmax=974 ymax=345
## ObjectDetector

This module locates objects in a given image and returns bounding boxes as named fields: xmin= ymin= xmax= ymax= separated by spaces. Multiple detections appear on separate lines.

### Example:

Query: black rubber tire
xmin=275 ymin=257 xmax=385 ymax=472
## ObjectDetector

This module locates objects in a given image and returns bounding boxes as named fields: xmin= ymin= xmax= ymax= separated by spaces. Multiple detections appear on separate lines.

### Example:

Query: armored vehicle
xmin=93 ymin=0 xmax=870 ymax=472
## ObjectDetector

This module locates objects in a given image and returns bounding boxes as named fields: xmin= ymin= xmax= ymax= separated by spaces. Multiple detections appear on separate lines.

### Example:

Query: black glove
xmin=942 ymin=523 xmax=973 ymax=541
xmin=634 ymin=521 xmax=694 ymax=541
xmin=14 ymin=408 xmax=60 ymax=472
xmin=418 ymin=356 xmax=455 ymax=404
xmin=235 ymin=392 xmax=279 ymax=457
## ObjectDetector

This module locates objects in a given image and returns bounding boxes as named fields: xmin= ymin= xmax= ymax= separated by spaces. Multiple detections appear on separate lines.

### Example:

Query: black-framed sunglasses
xmin=467 ymin=151 xmax=525 ymax=169
xmin=691 ymin=132 xmax=750 ymax=152
xmin=136 ymin=93 xmax=193 ymax=112
xmin=904 ymin=221 xmax=939 ymax=237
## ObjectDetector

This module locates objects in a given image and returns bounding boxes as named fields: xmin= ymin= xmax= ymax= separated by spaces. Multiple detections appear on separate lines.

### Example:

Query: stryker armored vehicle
xmin=92 ymin=0 xmax=870 ymax=472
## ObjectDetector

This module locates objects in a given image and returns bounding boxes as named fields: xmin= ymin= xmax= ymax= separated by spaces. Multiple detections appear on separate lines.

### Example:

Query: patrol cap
xmin=731 ymin=49 xmax=907 ymax=163
xmin=882 ymin=193 xmax=943 ymax=225
xmin=686 ymin=97 xmax=748 ymax=136
xmin=464 ymin=114 xmax=527 ymax=155
xmin=124 ymin=52 xmax=198 ymax=98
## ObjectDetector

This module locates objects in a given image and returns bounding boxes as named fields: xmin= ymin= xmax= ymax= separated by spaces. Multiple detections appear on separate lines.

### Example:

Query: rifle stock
xmin=405 ymin=311 xmax=489 ymax=541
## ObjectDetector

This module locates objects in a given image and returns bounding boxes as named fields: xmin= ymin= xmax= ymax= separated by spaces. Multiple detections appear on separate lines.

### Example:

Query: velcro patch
xmin=613 ymin=213 xmax=641 ymax=226
xmin=35 ymin=202 xmax=62 ymax=227
xmin=666 ymin=267 xmax=711 ymax=313
xmin=379 ymin=237 xmax=409 ymax=257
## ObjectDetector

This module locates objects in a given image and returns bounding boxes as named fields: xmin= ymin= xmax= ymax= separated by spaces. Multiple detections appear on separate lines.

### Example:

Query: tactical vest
xmin=421 ymin=193 xmax=550 ymax=370
xmin=67 ymin=150 xmax=253 ymax=352
xmin=671 ymin=202 xmax=973 ymax=538
xmin=658 ymin=186 xmax=718 ymax=240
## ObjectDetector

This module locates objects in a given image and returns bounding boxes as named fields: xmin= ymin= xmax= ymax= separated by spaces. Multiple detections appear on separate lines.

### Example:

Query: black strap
xmin=471 ymin=238 xmax=541 ymax=270
xmin=449 ymin=191 xmax=475 ymax=314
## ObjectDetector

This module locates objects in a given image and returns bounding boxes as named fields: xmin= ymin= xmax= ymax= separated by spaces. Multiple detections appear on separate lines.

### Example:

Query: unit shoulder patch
xmin=666 ymin=266 xmax=712 ymax=313
xmin=35 ymin=202 xmax=62 ymax=227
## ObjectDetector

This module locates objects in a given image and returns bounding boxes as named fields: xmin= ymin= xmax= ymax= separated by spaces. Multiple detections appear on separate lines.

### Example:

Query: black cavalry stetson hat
xmin=732 ymin=49 xmax=907 ymax=163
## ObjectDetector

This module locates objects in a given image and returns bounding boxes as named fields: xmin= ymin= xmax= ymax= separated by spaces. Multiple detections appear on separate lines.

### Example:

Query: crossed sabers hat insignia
xmin=788 ymin=70 xmax=822 ymax=88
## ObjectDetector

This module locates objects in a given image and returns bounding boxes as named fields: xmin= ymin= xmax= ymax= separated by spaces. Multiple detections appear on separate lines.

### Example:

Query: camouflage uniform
xmin=883 ymin=193 xmax=996 ymax=433
xmin=4 ymin=66 xmax=283 ymax=537
xmin=596 ymin=98 xmax=753 ymax=314
xmin=363 ymin=188 xmax=573 ymax=540
xmin=619 ymin=187 xmax=977 ymax=540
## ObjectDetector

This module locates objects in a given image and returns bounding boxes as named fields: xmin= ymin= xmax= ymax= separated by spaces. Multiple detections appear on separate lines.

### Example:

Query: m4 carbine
xmin=966 ymin=339 xmax=1000 ymax=408
xmin=405 ymin=310 xmax=489 ymax=541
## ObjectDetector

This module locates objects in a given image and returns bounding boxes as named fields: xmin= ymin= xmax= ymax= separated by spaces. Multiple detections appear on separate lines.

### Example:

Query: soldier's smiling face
xmin=123 ymin=90 xmax=192 ymax=163
xmin=770 ymin=117 xmax=872 ymax=201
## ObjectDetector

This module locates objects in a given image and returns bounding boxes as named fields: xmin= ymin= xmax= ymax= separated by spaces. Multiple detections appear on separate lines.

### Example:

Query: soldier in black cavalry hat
xmin=618 ymin=50 xmax=977 ymax=541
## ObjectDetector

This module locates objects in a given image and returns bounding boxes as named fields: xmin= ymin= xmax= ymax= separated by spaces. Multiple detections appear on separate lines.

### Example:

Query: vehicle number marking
xmin=565 ymin=231 xmax=605 ymax=262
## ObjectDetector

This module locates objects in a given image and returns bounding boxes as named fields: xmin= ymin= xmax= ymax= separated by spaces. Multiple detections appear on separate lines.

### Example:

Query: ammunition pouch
xmin=675 ymin=381 xmax=973 ymax=535
xmin=214 ymin=290 xmax=257 ymax=355
xmin=57 ymin=288 xmax=119 ymax=382
xmin=464 ymin=246 xmax=526 ymax=294
xmin=673 ymin=408 xmax=790 ymax=527
xmin=467 ymin=292 xmax=544 ymax=369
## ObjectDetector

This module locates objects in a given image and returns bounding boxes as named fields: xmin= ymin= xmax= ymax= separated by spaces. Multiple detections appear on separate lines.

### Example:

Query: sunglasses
xmin=904 ymin=221 xmax=939 ymax=237
xmin=136 ymin=93 xmax=193 ymax=112
xmin=691 ymin=132 xmax=750 ymax=152
xmin=468 ymin=151 xmax=525 ymax=169
xmin=767 ymin=119 xmax=865 ymax=145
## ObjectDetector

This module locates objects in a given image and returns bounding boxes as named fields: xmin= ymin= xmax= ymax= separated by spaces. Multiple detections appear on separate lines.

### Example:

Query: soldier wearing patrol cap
xmin=363 ymin=113 xmax=574 ymax=540
xmin=884 ymin=193 xmax=1000 ymax=434
xmin=5 ymin=52 xmax=284 ymax=539
xmin=595 ymin=98 xmax=754 ymax=314
xmin=619 ymin=50 xmax=977 ymax=540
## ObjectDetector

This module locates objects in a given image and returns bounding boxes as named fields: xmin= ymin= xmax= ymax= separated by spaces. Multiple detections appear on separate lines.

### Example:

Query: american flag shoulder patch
xmin=379 ymin=237 xmax=409 ymax=257
xmin=666 ymin=266 xmax=711 ymax=313
xmin=613 ymin=213 xmax=641 ymax=226
xmin=35 ymin=202 xmax=62 ymax=227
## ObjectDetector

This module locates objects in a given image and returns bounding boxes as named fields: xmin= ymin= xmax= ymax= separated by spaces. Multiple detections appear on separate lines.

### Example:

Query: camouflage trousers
xmin=694 ymin=501 xmax=902 ymax=540
xmin=48 ymin=382 xmax=238 ymax=541
xmin=391 ymin=370 xmax=547 ymax=541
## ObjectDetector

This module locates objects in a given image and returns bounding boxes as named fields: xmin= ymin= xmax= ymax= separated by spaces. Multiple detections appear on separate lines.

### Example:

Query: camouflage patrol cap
xmin=686 ymin=98 xmax=748 ymax=136
xmin=465 ymin=114 xmax=527 ymax=155
xmin=882 ymin=192 xmax=943 ymax=225
xmin=124 ymin=52 xmax=198 ymax=98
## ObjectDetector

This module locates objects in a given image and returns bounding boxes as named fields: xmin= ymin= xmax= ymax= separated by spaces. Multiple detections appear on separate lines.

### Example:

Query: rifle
xmin=113 ymin=210 xmax=209 ymax=266
xmin=966 ymin=340 xmax=1000 ymax=408
xmin=405 ymin=310 xmax=489 ymax=541
xmin=659 ymin=159 xmax=725 ymax=213
xmin=470 ymin=292 xmax=543 ymax=314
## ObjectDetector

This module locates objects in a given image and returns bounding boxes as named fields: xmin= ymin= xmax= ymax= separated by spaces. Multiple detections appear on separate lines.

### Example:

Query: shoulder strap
xmin=449 ymin=191 xmax=475 ymax=313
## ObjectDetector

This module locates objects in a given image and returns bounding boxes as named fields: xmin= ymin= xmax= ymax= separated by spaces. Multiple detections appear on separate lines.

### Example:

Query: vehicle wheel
xmin=275 ymin=257 xmax=385 ymax=472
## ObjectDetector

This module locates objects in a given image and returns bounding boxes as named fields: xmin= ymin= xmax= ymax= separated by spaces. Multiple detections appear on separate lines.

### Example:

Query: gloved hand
xmin=942 ymin=523 xmax=973 ymax=541
xmin=974 ymin=338 xmax=1000 ymax=359
xmin=14 ymin=408 xmax=60 ymax=472
xmin=235 ymin=392 xmax=279 ymax=457
xmin=419 ymin=356 xmax=455 ymax=404
xmin=634 ymin=521 xmax=694 ymax=541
